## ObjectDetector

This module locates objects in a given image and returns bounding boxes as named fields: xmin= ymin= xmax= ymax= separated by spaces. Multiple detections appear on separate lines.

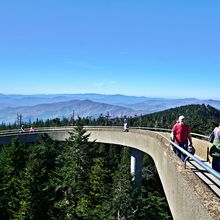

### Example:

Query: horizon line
xmin=0 ymin=92 xmax=219 ymax=101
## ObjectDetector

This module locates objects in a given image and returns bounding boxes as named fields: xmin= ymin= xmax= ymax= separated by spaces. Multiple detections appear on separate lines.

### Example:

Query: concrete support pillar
xmin=130 ymin=148 xmax=143 ymax=189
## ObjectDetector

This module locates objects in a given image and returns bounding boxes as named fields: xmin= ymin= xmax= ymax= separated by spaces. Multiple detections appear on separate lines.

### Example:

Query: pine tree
xmin=15 ymin=150 xmax=47 ymax=219
xmin=110 ymin=147 xmax=139 ymax=220
xmin=77 ymin=157 xmax=112 ymax=219
xmin=138 ymin=154 xmax=172 ymax=219
xmin=53 ymin=125 xmax=95 ymax=219
xmin=15 ymin=134 xmax=60 ymax=219
xmin=0 ymin=138 xmax=27 ymax=219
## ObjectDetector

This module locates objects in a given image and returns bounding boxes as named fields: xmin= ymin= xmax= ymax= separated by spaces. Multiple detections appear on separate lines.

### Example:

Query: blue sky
xmin=0 ymin=0 xmax=220 ymax=99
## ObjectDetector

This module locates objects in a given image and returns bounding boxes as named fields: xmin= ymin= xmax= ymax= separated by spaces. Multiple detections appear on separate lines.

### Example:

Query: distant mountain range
xmin=0 ymin=99 xmax=141 ymax=123
xmin=0 ymin=93 xmax=220 ymax=124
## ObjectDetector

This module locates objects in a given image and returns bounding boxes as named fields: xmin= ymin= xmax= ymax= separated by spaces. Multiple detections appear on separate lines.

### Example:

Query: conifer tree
xmin=53 ymin=125 xmax=95 ymax=219
xmin=110 ymin=147 xmax=139 ymax=220
xmin=15 ymin=149 xmax=47 ymax=219
xmin=138 ymin=154 xmax=172 ymax=219
xmin=77 ymin=157 xmax=112 ymax=219
xmin=0 ymin=138 xmax=27 ymax=219
xmin=15 ymin=134 xmax=60 ymax=219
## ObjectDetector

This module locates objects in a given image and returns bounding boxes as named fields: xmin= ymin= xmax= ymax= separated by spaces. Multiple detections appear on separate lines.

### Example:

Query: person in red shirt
xmin=171 ymin=115 xmax=193 ymax=161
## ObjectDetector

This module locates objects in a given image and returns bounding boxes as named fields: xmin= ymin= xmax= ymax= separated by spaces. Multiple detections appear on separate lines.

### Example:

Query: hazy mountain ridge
xmin=0 ymin=93 xmax=152 ymax=109
xmin=125 ymin=98 xmax=220 ymax=111
xmin=0 ymin=99 xmax=142 ymax=124
xmin=0 ymin=93 xmax=220 ymax=124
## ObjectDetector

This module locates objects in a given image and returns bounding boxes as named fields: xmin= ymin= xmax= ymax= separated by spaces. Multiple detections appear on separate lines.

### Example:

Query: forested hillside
xmin=1 ymin=93 xmax=220 ymax=124
xmin=1 ymin=104 xmax=219 ymax=136
xmin=0 ymin=126 xmax=172 ymax=219
xmin=1 ymin=104 xmax=219 ymax=137
xmin=129 ymin=104 xmax=220 ymax=135
xmin=1 ymin=104 xmax=219 ymax=218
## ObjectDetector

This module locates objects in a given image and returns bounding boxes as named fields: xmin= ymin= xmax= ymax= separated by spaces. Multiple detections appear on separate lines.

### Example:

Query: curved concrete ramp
xmin=0 ymin=127 xmax=219 ymax=220
xmin=85 ymin=128 xmax=220 ymax=220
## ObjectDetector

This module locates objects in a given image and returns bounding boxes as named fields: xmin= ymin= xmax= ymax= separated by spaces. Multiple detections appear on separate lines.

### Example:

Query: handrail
xmin=132 ymin=126 xmax=209 ymax=139
xmin=129 ymin=127 xmax=220 ymax=180
xmin=0 ymin=126 xmax=210 ymax=139
xmin=157 ymin=133 xmax=220 ymax=180
xmin=0 ymin=126 xmax=219 ymax=180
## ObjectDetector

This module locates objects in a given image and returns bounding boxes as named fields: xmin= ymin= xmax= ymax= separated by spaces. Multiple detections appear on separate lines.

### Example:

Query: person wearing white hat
xmin=170 ymin=115 xmax=193 ymax=161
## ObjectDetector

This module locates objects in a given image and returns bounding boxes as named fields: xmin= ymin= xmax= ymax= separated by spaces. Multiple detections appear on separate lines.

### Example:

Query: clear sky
xmin=0 ymin=0 xmax=220 ymax=99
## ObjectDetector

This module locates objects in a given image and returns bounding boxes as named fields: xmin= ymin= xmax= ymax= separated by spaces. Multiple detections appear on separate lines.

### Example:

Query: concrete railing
xmin=0 ymin=126 xmax=219 ymax=220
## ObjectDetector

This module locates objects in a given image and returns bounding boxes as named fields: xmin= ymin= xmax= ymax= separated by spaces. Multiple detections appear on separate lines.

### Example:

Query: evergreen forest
xmin=0 ymin=126 xmax=172 ymax=219
xmin=1 ymin=104 xmax=220 ymax=219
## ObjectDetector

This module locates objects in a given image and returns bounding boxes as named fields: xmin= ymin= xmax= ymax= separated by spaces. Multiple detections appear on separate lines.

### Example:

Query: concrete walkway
xmin=186 ymin=157 xmax=220 ymax=198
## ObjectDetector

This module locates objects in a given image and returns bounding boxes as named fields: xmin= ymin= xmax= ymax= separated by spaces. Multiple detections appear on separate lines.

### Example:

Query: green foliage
xmin=0 ymin=135 xmax=62 ymax=219
xmin=138 ymin=191 xmax=172 ymax=220
xmin=89 ymin=157 xmax=111 ymax=204
xmin=130 ymin=104 xmax=220 ymax=135
xmin=2 ymin=104 xmax=219 ymax=137
xmin=0 ymin=127 xmax=172 ymax=219
xmin=52 ymin=125 xmax=95 ymax=219
xmin=77 ymin=157 xmax=112 ymax=219
xmin=0 ymin=138 xmax=27 ymax=219
xmin=15 ymin=134 xmax=60 ymax=219
xmin=15 ymin=150 xmax=47 ymax=219
xmin=138 ymin=155 xmax=172 ymax=219
xmin=109 ymin=148 xmax=139 ymax=219
xmin=2 ymin=103 xmax=219 ymax=219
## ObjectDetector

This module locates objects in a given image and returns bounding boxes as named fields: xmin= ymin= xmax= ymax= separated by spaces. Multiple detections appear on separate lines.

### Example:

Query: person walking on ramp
xmin=170 ymin=115 xmax=193 ymax=161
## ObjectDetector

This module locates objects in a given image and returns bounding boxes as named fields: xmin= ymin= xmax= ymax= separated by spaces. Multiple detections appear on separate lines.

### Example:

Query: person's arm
xmin=170 ymin=124 xmax=176 ymax=141
xmin=188 ymin=133 xmax=193 ymax=145
xmin=170 ymin=131 xmax=175 ymax=141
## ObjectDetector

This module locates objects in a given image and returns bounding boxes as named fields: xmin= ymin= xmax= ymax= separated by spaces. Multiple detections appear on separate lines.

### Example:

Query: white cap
xmin=179 ymin=115 xmax=185 ymax=121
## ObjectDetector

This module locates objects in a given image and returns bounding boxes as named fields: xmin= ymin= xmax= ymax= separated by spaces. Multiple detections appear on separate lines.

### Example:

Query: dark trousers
xmin=212 ymin=157 xmax=220 ymax=172
xmin=174 ymin=143 xmax=188 ymax=161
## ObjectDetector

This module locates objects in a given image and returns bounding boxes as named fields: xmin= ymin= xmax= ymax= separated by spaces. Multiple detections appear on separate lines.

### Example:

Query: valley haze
xmin=0 ymin=93 xmax=220 ymax=124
